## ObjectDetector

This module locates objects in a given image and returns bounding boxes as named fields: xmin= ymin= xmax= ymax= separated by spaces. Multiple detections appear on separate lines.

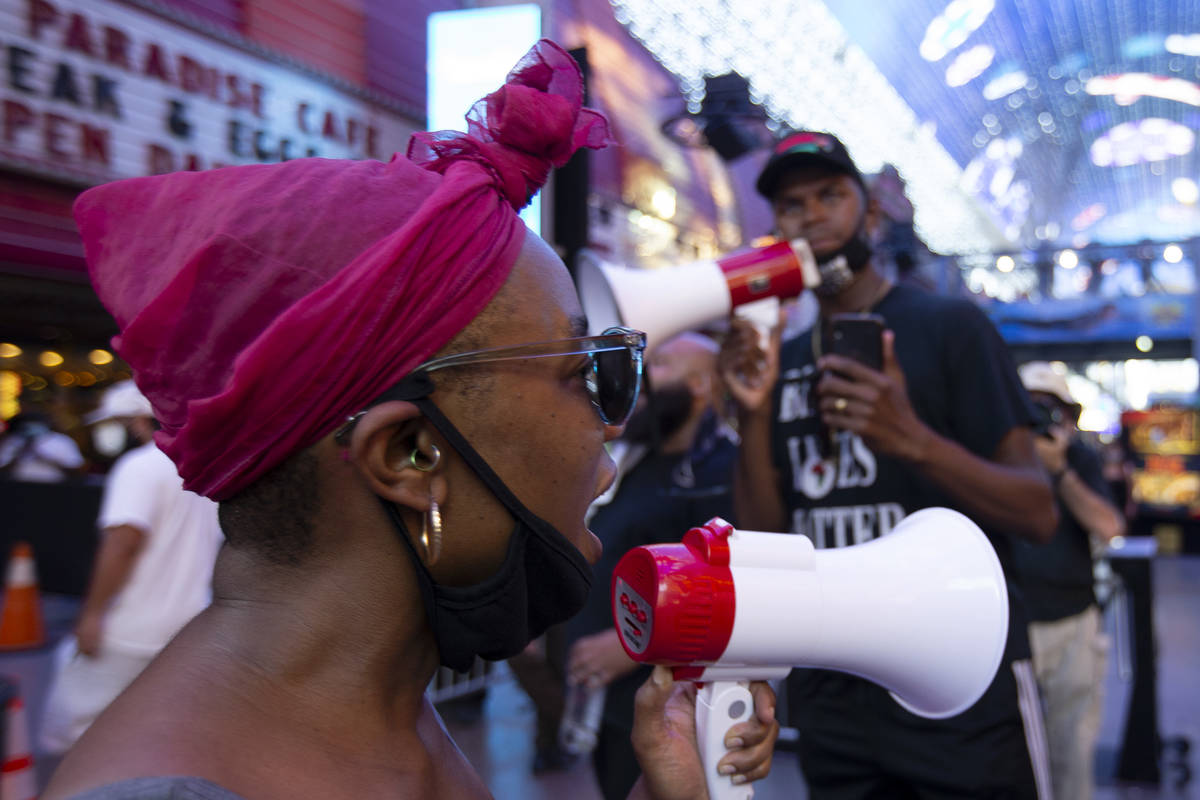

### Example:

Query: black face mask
xmin=624 ymin=381 xmax=694 ymax=446
xmin=374 ymin=373 xmax=593 ymax=673
xmin=813 ymin=227 xmax=873 ymax=297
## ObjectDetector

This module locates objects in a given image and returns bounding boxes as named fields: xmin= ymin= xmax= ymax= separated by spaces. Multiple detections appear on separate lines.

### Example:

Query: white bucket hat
xmin=1019 ymin=362 xmax=1082 ymax=417
xmin=84 ymin=380 xmax=153 ymax=424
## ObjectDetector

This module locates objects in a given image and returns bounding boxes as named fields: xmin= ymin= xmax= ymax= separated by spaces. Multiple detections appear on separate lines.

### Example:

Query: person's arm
xmin=567 ymin=628 xmax=639 ymax=688
xmin=818 ymin=331 xmax=1057 ymax=544
xmin=1037 ymin=432 xmax=1126 ymax=543
xmin=733 ymin=408 xmax=788 ymax=532
xmin=1056 ymin=469 xmax=1125 ymax=543
xmin=903 ymin=424 xmax=1056 ymax=544
xmin=75 ymin=524 xmax=146 ymax=656
xmin=719 ymin=315 xmax=789 ymax=532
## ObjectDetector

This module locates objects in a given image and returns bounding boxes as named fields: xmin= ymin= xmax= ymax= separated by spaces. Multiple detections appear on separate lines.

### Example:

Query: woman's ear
xmin=347 ymin=401 xmax=444 ymax=512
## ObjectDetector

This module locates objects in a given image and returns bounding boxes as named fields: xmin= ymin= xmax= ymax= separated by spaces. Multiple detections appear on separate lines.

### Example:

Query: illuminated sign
xmin=427 ymin=4 xmax=541 ymax=234
xmin=0 ymin=0 xmax=417 ymax=183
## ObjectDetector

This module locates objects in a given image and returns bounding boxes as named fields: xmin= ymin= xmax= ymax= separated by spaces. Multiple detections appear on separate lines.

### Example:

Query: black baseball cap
xmin=755 ymin=130 xmax=866 ymax=199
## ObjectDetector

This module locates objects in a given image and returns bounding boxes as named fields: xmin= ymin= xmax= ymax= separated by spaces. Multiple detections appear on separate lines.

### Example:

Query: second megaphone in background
xmin=575 ymin=239 xmax=820 ymax=342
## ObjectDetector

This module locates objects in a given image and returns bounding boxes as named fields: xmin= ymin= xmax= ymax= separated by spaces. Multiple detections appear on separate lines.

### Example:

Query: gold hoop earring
xmin=421 ymin=493 xmax=443 ymax=565
xmin=410 ymin=444 xmax=442 ymax=472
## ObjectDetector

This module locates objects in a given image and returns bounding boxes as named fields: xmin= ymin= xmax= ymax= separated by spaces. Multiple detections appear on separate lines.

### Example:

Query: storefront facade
xmin=0 ymin=0 xmax=426 ymax=423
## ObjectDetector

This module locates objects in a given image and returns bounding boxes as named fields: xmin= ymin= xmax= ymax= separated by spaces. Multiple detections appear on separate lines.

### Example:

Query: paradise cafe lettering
xmin=2 ymin=0 xmax=381 ymax=174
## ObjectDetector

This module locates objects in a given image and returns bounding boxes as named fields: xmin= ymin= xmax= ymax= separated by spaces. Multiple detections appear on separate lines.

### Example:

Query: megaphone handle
xmin=733 ymin=302 xmax=776 ymax=354
xmin=697 ymin=679 xmax=755 ymax=800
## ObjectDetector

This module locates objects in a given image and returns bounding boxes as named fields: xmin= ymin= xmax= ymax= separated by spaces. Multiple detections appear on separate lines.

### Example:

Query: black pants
xmin=507 ymin=623 xmax=568 ymax=752
xmin=592 ymin=722 xmax=641 ymax=800
xmin=790 ymin=661 xmax=1046 ymax=799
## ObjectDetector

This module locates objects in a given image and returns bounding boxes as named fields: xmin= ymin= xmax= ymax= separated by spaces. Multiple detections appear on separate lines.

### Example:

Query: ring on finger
xmin=834 ymin=397 xmax=848 ymax=412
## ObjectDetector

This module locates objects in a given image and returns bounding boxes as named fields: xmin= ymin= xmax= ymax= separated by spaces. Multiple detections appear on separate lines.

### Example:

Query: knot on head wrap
xmin=409 ymin=40 xmax=612 ymax=209
xmin=74 ymin=39 xmax=611 ymax=501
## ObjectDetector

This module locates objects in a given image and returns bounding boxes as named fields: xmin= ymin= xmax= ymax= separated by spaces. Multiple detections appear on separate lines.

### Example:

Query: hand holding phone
xmin=828 ymin=312 xmax=884 ymax=371
xmin=816 ymin=313 xmax=884 ymax=460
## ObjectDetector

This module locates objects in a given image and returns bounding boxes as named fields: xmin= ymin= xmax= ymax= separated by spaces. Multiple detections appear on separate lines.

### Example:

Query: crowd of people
xmin=0 ymin=36 xmax=1143 ymax=800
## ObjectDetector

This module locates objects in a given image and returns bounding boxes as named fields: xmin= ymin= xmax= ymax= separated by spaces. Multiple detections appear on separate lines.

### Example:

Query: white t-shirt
xmin=97 ymin=443 xmax=223 ymax=655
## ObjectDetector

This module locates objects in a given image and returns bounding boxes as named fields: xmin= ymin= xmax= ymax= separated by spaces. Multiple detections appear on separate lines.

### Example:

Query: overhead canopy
xmin=612 ymin=0 xmax=1200 ymax=252
xmin=826 ymin=0 xmax=1200 ymax=249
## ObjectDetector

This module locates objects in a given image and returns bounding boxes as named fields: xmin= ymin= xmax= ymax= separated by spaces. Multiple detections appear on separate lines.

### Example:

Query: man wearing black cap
xmin=720 ymin=131 xmax=1059 ymax=798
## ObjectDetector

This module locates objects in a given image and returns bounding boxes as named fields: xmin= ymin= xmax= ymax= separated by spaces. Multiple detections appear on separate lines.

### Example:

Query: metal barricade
xmin=427 ymin=659 xmax=512 ymax=704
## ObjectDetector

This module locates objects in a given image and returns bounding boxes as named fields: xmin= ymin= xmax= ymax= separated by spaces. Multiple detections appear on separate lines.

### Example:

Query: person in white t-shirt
xmin=0 ymin=412 xmax=85 ymax=482
xmin=39 ymin=381 xmax=224 ymax=755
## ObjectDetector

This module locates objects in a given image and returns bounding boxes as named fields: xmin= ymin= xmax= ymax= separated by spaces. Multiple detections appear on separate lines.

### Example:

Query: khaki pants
xmin=1028 ymin=605 xmax=1107 ymax=800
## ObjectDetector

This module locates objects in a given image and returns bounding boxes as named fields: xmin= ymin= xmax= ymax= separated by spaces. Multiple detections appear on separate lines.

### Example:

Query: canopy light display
xmin=609 ymin=0 xmax=1005 ymax=253
xmin=1165 ymin=33 xmax=1200 ymax=57
xmin=1173 ymin=177 xmax=1200 ymax=205
xmin=1072 ymin=203 xmax=1108 ymax=231
xmin=982 ymin=68 xmax=1029 ymax=100
xmin=1085 ymin=74 xmax=1200 ymax=107
xmin=919 ymin=0 xmax=996 ymax=62
xmin=1090 ymin=118 xmax=1195 ymax=168
xmin=614 ymin=0 xmax=1200 ymax=250
xmin=946 ymin=45 xmax=996 ymax=87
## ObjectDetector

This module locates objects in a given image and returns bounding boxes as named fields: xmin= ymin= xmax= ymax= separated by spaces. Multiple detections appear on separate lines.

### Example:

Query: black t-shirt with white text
xmin=771 ymin=284 xmax=1038 ymax=723
xmin=772 ymin=284 xmax=1035 ymax=577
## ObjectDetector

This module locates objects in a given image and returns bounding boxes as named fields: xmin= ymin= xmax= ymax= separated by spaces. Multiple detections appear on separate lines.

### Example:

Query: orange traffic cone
xmin=1 ymin=688 xmax=37 ymax=800
xmin=0 ymin=543 xmax=44 ymax=650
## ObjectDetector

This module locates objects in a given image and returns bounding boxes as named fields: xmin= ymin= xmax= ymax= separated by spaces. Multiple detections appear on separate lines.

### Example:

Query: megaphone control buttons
xmin=620 ymin=590 xmax=649 ymax=622
xmin=613 ymin=577 xmax=654 ymax=655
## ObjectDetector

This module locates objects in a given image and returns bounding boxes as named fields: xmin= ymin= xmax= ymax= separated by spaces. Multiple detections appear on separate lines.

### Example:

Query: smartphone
xmin=817 ymin=313 xmax=884 ymax=460
xmin=1031 ymin=400 xmax=1064 ymax=438
xmin=828 ymin=312 xmax=884 ymax=370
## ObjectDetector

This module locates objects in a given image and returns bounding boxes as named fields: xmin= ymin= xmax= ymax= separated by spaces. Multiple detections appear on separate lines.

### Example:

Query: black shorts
xmin=785 ymin=658 xmax=1051 ymax=799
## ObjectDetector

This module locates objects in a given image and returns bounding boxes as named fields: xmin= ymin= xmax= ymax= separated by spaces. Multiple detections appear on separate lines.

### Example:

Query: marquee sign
xmin=0 ymin=0 xmax=418 ymax=184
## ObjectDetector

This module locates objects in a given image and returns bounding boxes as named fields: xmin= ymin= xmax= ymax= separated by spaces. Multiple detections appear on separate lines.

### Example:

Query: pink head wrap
xmin=75 ymin=40 xmax=611 ymax=500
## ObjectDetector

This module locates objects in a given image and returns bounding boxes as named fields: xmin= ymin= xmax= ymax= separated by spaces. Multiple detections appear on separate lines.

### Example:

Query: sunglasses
xmin=414 ymin=326 xmax=646 ymax=426
xmin=335 ymin=327 xmax=647 ymax=445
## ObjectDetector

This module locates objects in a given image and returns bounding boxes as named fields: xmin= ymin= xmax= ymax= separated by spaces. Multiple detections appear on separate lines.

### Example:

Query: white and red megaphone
xmin=575 ymin=239 xmax=819 ymax=342
xmin=612 ymin=508 xmax=1008 ymax=800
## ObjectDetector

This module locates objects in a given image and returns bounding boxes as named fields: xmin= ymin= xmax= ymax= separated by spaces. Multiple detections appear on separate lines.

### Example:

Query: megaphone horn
xmin=576 ymin=239 xmax=819 ymax=342
xmin=615 ymin=508 xmax=1009 ymax=719
xmin=612 ymin=508 xmax=1009 ymax=800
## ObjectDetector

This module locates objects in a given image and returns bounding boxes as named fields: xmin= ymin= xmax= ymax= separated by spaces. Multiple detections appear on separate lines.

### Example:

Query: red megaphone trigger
xmin=611 ymin=518 xmax=737 ymax=669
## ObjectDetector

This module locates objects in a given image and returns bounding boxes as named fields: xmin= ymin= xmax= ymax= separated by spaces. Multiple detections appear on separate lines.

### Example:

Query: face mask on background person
xmin=92 ymin=421 xmax=129 ymax=457
xmin=623 ymin=381 xmax=694 ymax=445
xmin=812 ymin=219 xmax=873 ymax=297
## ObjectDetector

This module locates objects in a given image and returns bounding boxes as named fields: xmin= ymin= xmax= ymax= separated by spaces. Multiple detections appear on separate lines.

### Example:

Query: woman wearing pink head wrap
xmin=45 ymin=41 xmax=778 ymax=800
